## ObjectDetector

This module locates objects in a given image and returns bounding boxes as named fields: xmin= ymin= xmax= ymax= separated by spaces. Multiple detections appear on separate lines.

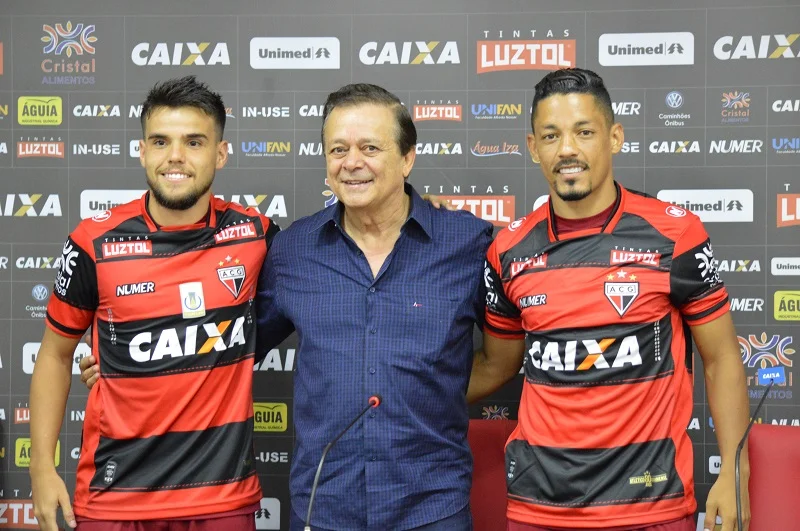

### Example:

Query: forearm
xmin=467 ymin=350 xmax=517 ymax=403
xmin=705 ymin=354 xmax=750 ymax=473
xmin=30 ymin=354 xmax=72 ymax=472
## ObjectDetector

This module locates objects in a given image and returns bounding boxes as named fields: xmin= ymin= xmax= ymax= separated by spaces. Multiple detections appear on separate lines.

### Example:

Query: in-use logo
xmin=598 ymin=32 xmax=694 ymax=66
xmin=18 ymin=96 xmax=63 ymax=126
xmin=250 ymin=37 xmax=340 ymax=69
xmin=477 ymin=30 xmax=575 ymax=73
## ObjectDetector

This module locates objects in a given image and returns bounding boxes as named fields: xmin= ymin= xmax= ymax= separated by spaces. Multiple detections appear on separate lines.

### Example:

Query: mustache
xmin=553 ymin=159 xmax=588 ymax=172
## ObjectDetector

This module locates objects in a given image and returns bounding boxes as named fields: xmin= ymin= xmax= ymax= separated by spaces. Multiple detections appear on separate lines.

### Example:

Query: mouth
xmin=340 ymin=177 xmax=374 ymax=189
xmin=554 ymin=164 xmax=587 ymax=179
xmin=160 ymin=170 xmax=191 ymax=182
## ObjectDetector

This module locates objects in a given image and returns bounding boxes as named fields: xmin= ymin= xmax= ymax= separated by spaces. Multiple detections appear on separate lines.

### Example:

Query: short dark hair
xmin=321 ymin=83 xmax=417 ymax=155
xmin=140 ymin=75 xmax=226 ymax=139
xmin=530 ymin=68 xmax=614 ymax=130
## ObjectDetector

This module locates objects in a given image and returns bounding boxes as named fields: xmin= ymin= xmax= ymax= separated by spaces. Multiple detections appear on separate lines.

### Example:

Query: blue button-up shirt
xmin=256 ymin=183 xmax=493 ymax=530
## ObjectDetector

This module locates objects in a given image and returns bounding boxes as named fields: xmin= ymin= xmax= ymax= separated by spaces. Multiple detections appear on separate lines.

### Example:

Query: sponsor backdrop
xmin=0 ymin=0 xmax=798 ymax=528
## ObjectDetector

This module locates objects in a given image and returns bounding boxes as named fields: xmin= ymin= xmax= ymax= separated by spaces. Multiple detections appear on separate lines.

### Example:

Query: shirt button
xmin=370 ymin=328 xmax=377 ymax=334
xmin=369 ymin=367 xmax=376 ymax=374
xmin=369 ymin=412 xmax=376 ymax=418
xmin=369 ymin=287 xmax=376 ymax=293
xmin=371 ymin=456 xmax=377 ymax=461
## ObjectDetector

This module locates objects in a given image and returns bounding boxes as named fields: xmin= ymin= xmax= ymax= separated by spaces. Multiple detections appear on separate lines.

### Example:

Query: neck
xmin=147 ymin=192 xmax=211 ymax=227
xmin=551 ymin=180 xmax=617 ymax=220
xmin=341 ymin=189 xmax=410 ymax=240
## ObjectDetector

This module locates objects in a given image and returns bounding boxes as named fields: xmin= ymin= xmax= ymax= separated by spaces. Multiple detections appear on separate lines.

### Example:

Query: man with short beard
xmin=29 ymin=76 xmax=273 ymax=531
xmin=467 ymin=68 xmax=750 ymax=531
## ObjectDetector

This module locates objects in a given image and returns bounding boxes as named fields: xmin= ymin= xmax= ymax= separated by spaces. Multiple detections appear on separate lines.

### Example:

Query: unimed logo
xmin=656 ymin=189 xmax=753 ymax=222
xmin=250 ymin=37 xmax=340 ymax=69
xmin=599 ymin=32 xmax=694 ymax=66
xmin=80 ymin=189 xmax=143 ymax=219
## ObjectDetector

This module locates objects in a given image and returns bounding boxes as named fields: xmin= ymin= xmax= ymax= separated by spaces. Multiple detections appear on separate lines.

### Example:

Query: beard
xmin=555 ymin=186 xmax=592 ymax=202
xmin=147 ymin=174 xmax=213 ymax=211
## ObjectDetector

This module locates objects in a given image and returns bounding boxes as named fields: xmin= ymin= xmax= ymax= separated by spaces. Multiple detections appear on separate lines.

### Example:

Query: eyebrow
xmin=540 ymin=120 xmax=594 ymax=130
xmin=147 ymin=133 xmax=209 ymax=141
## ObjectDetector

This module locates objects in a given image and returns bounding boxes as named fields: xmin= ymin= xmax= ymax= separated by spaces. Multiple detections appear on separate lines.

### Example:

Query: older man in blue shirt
xmin=256 ymin=84 xmax=492 ymax=530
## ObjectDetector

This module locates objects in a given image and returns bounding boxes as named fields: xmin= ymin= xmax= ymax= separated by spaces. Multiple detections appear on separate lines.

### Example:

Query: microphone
xmin=735 ymin=366 xmax=785 ymax=531
xmin=305 ymin=394 xmax=382 ymax=531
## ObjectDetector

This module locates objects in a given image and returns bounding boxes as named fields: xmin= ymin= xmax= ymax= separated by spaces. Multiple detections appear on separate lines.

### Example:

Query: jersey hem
xmin=72 ymin=490 xmax=262 ymax=520
xmin=507 ymin=502 xmax=696 ymax=529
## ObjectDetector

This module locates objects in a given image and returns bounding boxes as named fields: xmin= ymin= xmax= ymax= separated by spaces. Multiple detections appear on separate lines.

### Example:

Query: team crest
xmin=217 ymin=256 xmax=246 ymax=298
xmin=604 ymin=270 xmax=639 ymax=317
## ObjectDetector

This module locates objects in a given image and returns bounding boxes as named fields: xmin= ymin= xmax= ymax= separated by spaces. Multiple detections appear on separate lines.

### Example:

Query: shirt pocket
xmin=384 ymin=287 xmax=461 ymax=365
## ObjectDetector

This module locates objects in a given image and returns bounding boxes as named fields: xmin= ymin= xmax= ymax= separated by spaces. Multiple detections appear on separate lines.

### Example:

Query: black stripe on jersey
xmin=506 ymin=437 xmax=684 ymax=508
xmin=96 ymin=301 xmax=256 ymax=378
xmin=486 ymin=322 xmax=524 ymax=336
xmin=683 ymin=294 xmax=728 ymax=322
xmin=89 ymin=417 xmax=256 ymax=491
xmin=500 ymin=213 xmax=674 ymax=280
xmin=522 ymin=314 xmax=675 ymax=387
xmin=46 ymin=312 xmax=88 ymax=336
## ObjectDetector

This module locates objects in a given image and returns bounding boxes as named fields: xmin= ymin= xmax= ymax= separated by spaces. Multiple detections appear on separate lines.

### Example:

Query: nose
xmin=342 ymin=146 xmax=364 ymax=172
xmin=557 ymin=134 xmax=579 ymax=159
xmin=168 ymin=142 xmax=186 ymax=163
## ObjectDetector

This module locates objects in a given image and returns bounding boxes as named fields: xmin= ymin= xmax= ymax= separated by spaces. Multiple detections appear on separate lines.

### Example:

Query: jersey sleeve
xmin=46 ymin=226 xmax=99 ymax=337
xmin=669 ymin=216 xmax=729 ymax=325
xmin=484 ymin=238 xmax=524 ymax=339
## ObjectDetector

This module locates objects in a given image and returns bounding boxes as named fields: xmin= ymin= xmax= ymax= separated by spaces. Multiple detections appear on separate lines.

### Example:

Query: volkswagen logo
xmin=665 ymin=91 xmax=684 ymax=109
xmin=32 ymin=284 xmax=49 ymax=301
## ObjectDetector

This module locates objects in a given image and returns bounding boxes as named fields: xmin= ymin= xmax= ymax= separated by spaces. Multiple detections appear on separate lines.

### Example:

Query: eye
xmin=363 ymin=145 xmax=379 ymax=153
xmin=188 ymin=140 xmax=202 ymax=147
xmin=578 ymin=130 xmax=594 ymax=137
xmin=542 ymin=133 xmax=557 ymax=141
xmin=153 ymin=139 xmax=166 ymax=147
xmin=330 ymin=146 xmax=346 ymax=155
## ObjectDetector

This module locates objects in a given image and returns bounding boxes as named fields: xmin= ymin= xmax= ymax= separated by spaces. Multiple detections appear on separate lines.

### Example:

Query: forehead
xmin=533 ymin=93 xmax=607 ymax=127
xmin=324 ymin=103 xmax=396 ymax=138
xmin=145 ymin=106 xmax=216 ymax=133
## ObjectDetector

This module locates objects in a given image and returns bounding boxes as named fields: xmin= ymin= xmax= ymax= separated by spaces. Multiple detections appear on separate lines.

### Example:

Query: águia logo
xmin=16 ymin=438 xmax=61 ymax=467
xmin=18 ymin=96 xmax=63 ymax=126
xmin=253 ymin=402 xmax=288 ymax=432
xmin=774 ymin=291 xmax=800 ymax=321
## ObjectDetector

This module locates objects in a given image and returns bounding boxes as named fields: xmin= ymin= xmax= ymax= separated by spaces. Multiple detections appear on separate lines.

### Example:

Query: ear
xmin=216 ymin=140 xmax=229 ymax=170
xmin=609 ymin=122 xmax=624 ymax=155
xmin=401 ymin=146 xmax=417 ymax=179
xmin=138 ymin=139 xmax=146 ymax=168
xmin=526 ymin=132 xmax=540 ymax=164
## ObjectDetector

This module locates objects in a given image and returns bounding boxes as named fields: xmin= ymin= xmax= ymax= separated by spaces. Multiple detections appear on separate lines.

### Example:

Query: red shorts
xmin=507 ymin=515 xmax=695 ymax=531
xmin=76 ymin=503 xmax=258 ymax=531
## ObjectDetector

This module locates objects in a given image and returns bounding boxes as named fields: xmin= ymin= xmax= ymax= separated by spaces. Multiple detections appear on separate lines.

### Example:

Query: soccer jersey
xmin=484 ymin=184 xmax=729 ymax=529
xmin=46 ymin=193 xmax=278 ymax=520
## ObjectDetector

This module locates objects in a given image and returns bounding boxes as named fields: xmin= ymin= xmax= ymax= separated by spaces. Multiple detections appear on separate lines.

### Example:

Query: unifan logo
xmin=714 ymin=34 xmax=800 ymax=60
xmin=131 ymin=42 xmax=231 ymax=66
xmin=359 ymin=41 xmax=460 ymax=65
xmin=477 ymin=30 xmax=575 ymax=73
xmin=436 ymin=195 xmax=514 ymax=227
xmin=0 ymin=194 xmax=62 ymax=216
xmin=471 ymin=103 xmax=522 ymax=119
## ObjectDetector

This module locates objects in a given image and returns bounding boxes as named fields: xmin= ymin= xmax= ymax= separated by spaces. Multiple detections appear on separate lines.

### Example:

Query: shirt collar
xmin=308 ymin=182 xmax=433 ymax=241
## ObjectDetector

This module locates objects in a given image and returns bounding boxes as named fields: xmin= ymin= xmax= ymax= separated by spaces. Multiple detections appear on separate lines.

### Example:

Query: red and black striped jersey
xmin=484 ymin=184 xmax=729 ymax=529
xmin=46 ymin=193 xmax=279 ymax=520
